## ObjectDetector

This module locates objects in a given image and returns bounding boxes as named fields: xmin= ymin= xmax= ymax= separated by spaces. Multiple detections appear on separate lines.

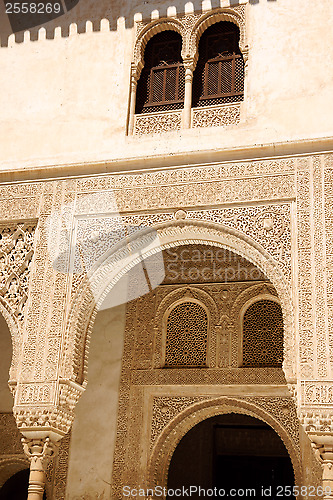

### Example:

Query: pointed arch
xmin=63 ymin=220 xmax=295 ymax=387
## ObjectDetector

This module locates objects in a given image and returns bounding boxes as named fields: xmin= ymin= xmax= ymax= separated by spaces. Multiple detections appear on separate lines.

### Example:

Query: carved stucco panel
xmin=297 ymin=158 xmax=315 ymax=379
xmin=324 ymin=155 xmax=333 ymax=374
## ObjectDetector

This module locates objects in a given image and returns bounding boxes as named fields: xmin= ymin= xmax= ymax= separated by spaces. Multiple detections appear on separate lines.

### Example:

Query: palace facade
xmin=0 ymin=0 xmax=333 ymax=498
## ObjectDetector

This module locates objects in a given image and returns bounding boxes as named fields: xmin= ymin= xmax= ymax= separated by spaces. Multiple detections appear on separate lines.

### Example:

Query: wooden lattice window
xmin=165 ymin=302 xmax=208 ymax=367
xmin=242 ymin=300 xmax=283 ymax=368
xmin=192 ymin=21 xmax=244 ymax=108
xmin=136 ymin=31 xmax=185 ymax=114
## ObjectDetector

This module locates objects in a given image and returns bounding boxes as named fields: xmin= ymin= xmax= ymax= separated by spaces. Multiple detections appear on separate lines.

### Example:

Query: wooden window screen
xmin=136 ymin=31 xmax=185 ymax=114
xmin=192 ymin=22 xmax=244 ymax=108
xmin=242 ymin=300 xmax=284 ymax=368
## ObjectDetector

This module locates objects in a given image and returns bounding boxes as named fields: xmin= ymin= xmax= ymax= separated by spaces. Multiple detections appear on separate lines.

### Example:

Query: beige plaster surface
xmin=0 ymin=0 xmax=333 ymax=172
xmin=65 ymin=304 xmax=126 ymax=500
xmin=0 ymin=314 xmax=13 ymax=412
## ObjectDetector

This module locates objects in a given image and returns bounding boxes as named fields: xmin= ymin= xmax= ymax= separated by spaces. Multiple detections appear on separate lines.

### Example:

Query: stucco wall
xmin=0 ymin=0 xmax=333 ymax=171
xmin=65 ymin=304 xmax=126 ymax=500
xmin=0 ymin=314 xmax=13 ymax=413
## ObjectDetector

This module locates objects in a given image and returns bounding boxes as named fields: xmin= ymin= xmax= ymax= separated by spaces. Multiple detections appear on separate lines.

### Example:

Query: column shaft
xmin=128 ymin=78 xmax=137 ymax=135
xmin=182 ymin=63 xmax=194 ymax=129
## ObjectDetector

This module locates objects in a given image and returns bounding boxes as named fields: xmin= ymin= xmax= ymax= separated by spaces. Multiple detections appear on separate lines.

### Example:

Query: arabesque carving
xmin=0 ymin=223 xmax=36 ymax=322
xmin=134 ymin=110 xmax=182 ymax=135
xmin=192 ymin=103 xmax=241 ymax=128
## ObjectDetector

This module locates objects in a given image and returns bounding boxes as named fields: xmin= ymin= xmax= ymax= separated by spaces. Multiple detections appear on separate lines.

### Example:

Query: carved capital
xmin=22 ymin=437 xmax=58 ymax=469
xmin=182 ymin=56 xmax=197 ymax=75
xmin=130 ymin=62 xmax=143 ymax=86
xmin=14 ymin=379 xmax=85 ymax=440
xmin=22 ymin=437 xmax=59 ymax=499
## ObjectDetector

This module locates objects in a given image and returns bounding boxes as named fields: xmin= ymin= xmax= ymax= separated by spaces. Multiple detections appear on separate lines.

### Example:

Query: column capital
xmin=22 ymin=437 xmax=59 ymax=500
xmin=22 ymin=436 xmax=58 ymax=469
xmin=183 ymin=57 xmax=195 ymax=74
xmin=131 ymin=62 xmax=143 ymax=84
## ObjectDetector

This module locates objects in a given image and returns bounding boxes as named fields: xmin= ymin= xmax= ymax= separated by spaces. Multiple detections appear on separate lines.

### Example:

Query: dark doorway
xmin=0 ymin=468 xmax=47 ymax=500
xmin=167 ymin=413 xmax=295 ymax=499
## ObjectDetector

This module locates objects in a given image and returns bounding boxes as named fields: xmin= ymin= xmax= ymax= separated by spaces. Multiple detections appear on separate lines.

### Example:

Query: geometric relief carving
xmin=0 ymin=413 xmax=24 ymax=456
xmin=134 ymin=110 xmax=182 ymax=135
xmin=131 ymin=368 xmax=286 ymax=386
xmin=151 ymin=396 xmax=209 ymax=448
xmin=0 ymin=223 xmax=36 ymax=321
xmin=192 ymin=103 xmax=241 ymax=128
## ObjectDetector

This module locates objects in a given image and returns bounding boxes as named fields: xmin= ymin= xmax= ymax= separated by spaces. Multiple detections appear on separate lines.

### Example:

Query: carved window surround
xmin=128 ymin=4 xmax=248 ymax=135
xmin=153 ymin=287 xmax=219 ymax=369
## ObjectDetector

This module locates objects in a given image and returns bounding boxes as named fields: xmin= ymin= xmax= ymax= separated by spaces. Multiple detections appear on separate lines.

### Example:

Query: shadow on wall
xmin=0 ymin=0 xmax=276 ymax=47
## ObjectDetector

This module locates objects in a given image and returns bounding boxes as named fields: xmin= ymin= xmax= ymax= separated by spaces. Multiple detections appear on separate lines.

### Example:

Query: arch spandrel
xmin=147 ymin=397 xmax=302 ymax=494
xmin=63 ymin=220 xmax=296 ymax=389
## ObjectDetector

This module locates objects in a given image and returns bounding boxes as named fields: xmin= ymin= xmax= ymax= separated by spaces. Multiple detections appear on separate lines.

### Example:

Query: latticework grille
xmin=165 ymin=302 xmax=208 ymax=367
xmin=136 ymin=31 xmax=185 ymax=114
xmin=242 ymin=300 xmax=283 ymax=368
xmin=192 ymin=21 xmax=244 ymax=108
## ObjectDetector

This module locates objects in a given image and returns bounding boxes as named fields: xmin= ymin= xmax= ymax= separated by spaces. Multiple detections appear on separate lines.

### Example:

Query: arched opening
xmin=192 ymin=21 xmax=244 ymax=108
xmin=167 ymin=413 xmax=295 ymax=499
xmin=0 ymin=468 xmax=46 ymax=499
xmin=135 ymin=30 xmax=185 ymax=114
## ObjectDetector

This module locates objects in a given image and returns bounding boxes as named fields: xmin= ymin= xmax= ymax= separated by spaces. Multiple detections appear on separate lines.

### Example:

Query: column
xmin=22 ymin=437 xmax=58 ymax=500
xmin=241 ymin=44 xmax=249 ymax=109
xmin=128 ymin=66 xmax=139 ymax=135
xmin=182 ymin=59 xmax=194 ymax=129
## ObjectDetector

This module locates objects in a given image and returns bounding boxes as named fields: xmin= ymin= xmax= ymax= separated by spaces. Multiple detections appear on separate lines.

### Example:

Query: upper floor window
xmin=192 ymin=21 xmax=244 ymax=108
xmin=242 ymin=300 xmax=283 ymax=368
xmin=136 ymin=31 xmax=185 ymax=114
xmin=165 ymin=301 xmax=208 ymax=367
